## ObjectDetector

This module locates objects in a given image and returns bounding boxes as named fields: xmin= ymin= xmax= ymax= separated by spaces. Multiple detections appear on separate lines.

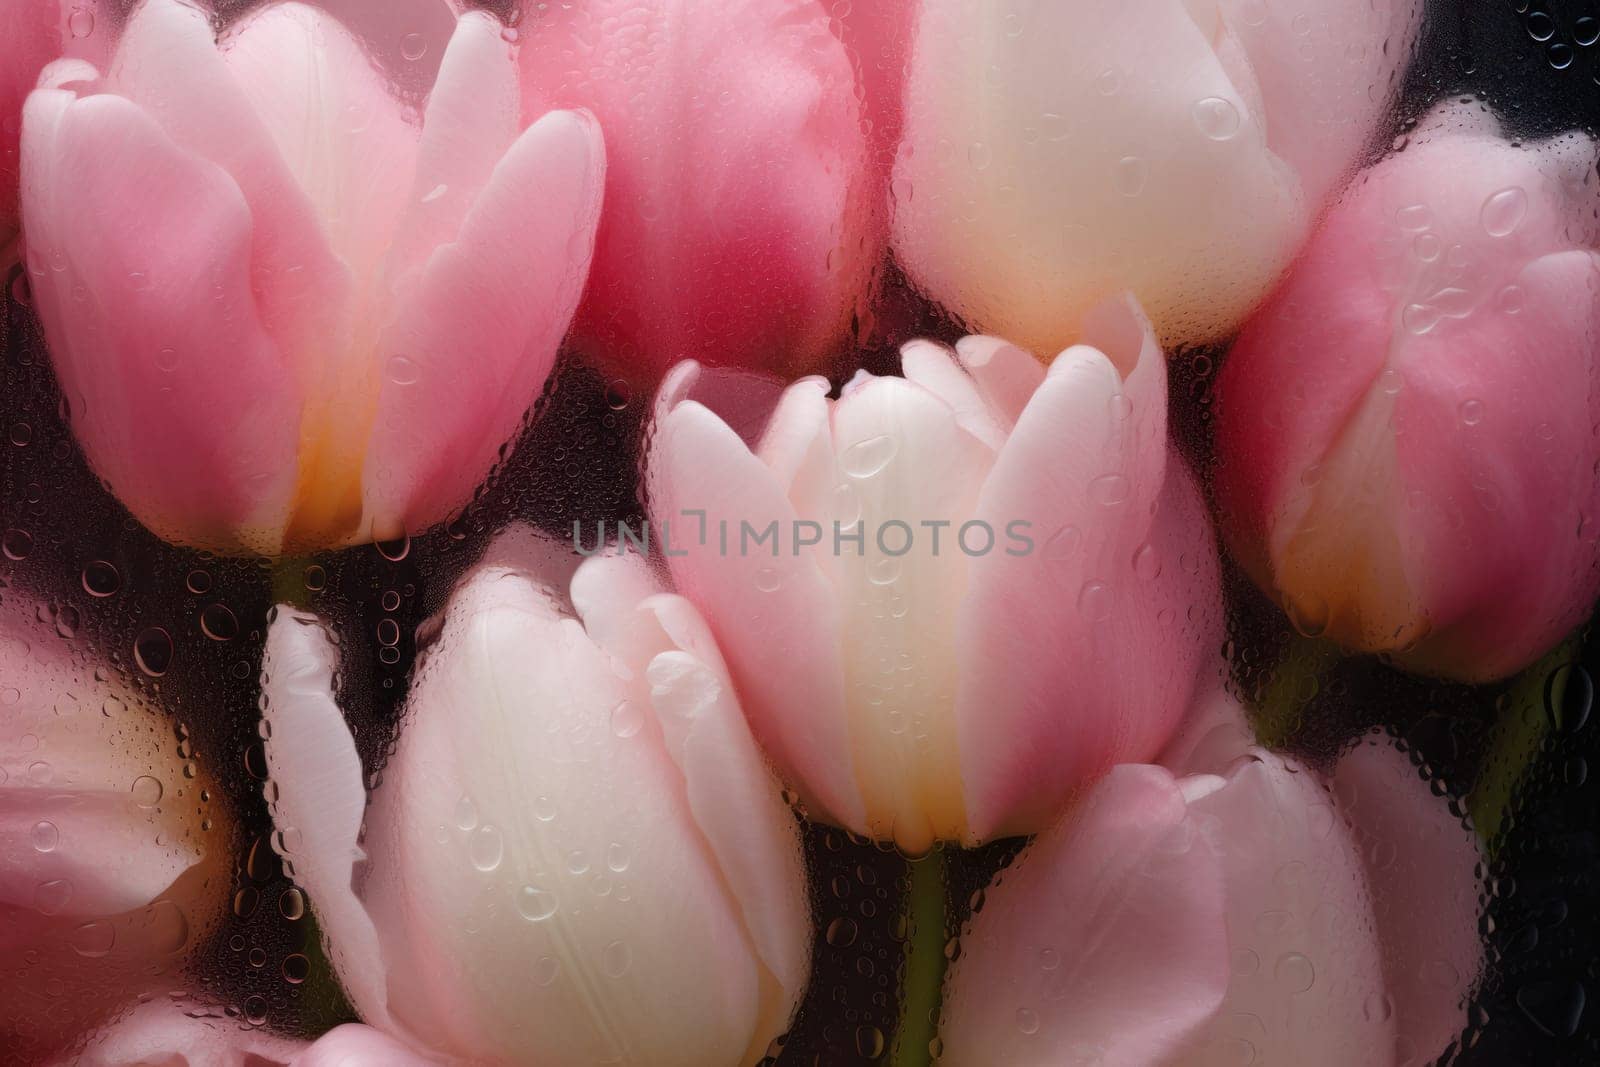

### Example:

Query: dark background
xmin=1 ymin=0 xmax=1599 ymax=1064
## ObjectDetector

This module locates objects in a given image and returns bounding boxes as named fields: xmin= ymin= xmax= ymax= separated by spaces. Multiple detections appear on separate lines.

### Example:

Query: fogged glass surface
xmin=1 ymin=1 xmax=1598 ymax=1065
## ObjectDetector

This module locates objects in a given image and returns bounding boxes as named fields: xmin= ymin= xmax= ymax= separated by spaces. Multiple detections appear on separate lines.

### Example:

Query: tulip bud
xmin=261 ymin=527 xmax=810 ymax=1066
xmin=21 ymin=0 xmax=604 ymax=554
xmin=516 ymin=0 xmax=872 ymax=382
xmin=940 ymin=692 xmax=1482 ymax=1067
xmin=646 ymin=294 xmax=1221 ymax=851
xmin=890 ymin=0 xmax=1422 ymax=355
xmin=0 ymin=594 xmax=227 ymax=1061
xmin=1214 ymin=102 xmax=1600 ymax=681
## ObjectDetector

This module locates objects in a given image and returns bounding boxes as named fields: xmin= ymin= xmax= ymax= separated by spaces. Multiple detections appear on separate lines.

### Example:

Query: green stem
xmin=892 ymin=848 xmax=949 ymax=1067
xmin=1250 ymin=634 xmax=1343 ymax=748
xmin=1469 ymin=639 xmax=1576 ymax=851
xmin=269 ymin=556 xmax=318 ymax=610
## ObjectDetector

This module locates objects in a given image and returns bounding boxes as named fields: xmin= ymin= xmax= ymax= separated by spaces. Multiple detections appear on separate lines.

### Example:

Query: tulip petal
xmin=1173 ymin=750 xmax=1393 ymax=1066
xmin=20 ymin=89 xmax=302 ymax=552
xmin=383 ymin=9 xmax=519 ymax=283
xmin=0 ymin=0 xmax=60 ymax=241
xmin=1217 ymin=0 xmax=1423 ymax=209
xmin=65 ymin=1000 xmax=308 ymax=1067
xmin=293 ymin=1023 xmax=441 ymax=1067
xmin=900 ymin=340 xmax=1007 ymax=450
xmin=941 ymin=765 xmax=1229 ymax=1067
xmin=822 ymin=372 xmax=998 ymax=849
xmin=106 ymin=0 xmax=352 ymax=384
xmin=357 ymin=553 xmax=777 ymax=1065
xmin=958 ymin=298 xmax=1221 ymax=839
xmin=650 ymin=389 xmax=867 ymax=833
xmin=893 ymin=0 xmax=1307 ymax=352
xmin=953 ymin=335 xmax=1046 ymax=429
xmin=221 ymin=1 xmax=417 ymax=288
xmin=1334 ymin=735 xmax=1483 ymax=1066
xmin=360 ymin=108 xmax=604 ymax=541
xmin=519 ymin=0 xmax=870 ymax=379
xmin=261 ymin=609 xmax=394 ymax=1034
xmin=647 ymin=639 xmax=810 ymax=1059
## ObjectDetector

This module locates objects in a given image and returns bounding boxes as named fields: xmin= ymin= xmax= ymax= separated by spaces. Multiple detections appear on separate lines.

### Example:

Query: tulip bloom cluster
xmin=0 ymin=0 xmax=1588 ymax=1063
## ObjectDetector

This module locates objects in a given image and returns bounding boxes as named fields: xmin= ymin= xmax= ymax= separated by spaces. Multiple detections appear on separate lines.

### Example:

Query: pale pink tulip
xmin=0 ymin=593 xmax=229 ymax=1061
xmin=517 ymin=0 xmax=872 ymax=382
xmin=21 ymin=0 xmax=604 ymax=554
xmin=260 ymin=526 xmax=810 ymax=1066
xmin=941 ymin=691 xmax=1483 ymax=1067
xmin=65 ymin=1000 xmax=436 ymax=1067
xmin=1214 ymin=102 xmax=1600 ymax=681
xmin=891 ymin=0 xmax=1422 ymax=355
xmin=646 ymin=294 xmax=1221 ymax=851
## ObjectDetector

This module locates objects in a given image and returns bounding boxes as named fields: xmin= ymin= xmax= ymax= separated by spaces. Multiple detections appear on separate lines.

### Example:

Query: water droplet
xmin=968 ymin=141 xmax=993 ymax=170
xmin=611 ymin=699 xmax=644 ymax=739
xmin=70 ymin=920 xmax=115 ymax=958
xmin=1045 ymin=525 xmax=1082 ymax=561
xmin=200 ymin=603 xmax=239 ymax=642
xmin=517 ymin=884 xmax=559 ymax=922
xmin=606 ymin=842 xmax=630 ymax=873
xmin=1413 ymin=232 xmax=1441 ymax=262
xmin=470 ymin=825 xmax=504 ymax=872
xmin=1088 ymin=473 xmax=1130 ymax=506
xmin=1481 ymin=187 xmax=1528 ymax=237
xmin=1395 ymin=204 xmax=1432 ymax=231
xmin=31 ymin=820 xmax=58 ymax=852
xmin=282 ymin=953 xmax=311 ymax=984
xmin=386 ymin=356 xmax=420 ymax=385
xmin=533 ymin=795 xmax=557 ymax=822
xmin=131 ymin=775 xmax=163 ymax=807
xmin=1286 ymin=593 xmax=1329 ymax=637
xmin=754 ymin=567 xmax=782 ymax=593
xmin=1115 ymin=156 xmax=1149 ymax=197
xmin=1458 ymin=399 xmax=1485 ymax=427
xmin=279 ymin=887 xmax=306 ymax=920
xmin=133 ymin=628 xmax=174 ymax=677
xmin=185 ymin=569 xmax=212 ymax=595
xmin=605 ymin=379 xmax=632 ymax=410
xmin=81 ymin=560 xmax=120 ymax=597
xmin=400 ymin=32 xmax=427 ymax=61
xmin=35 ymin=878 xmax=73 ymax=916
xmin=67 ymin=9 xmax=94 ymax=38
xmin=602 ymin=940 xmax=632 ymax=978
xmin=840 ymin=435 xmax=897 ymax=478
xmin=454 ymin=794 xmax=478 ymax=831
xmin=1016 ymin=1007 xmax=1040 ymax=1034
xmin=1496 ymin=285 xmax=1525 ymax=315
xmin=855 ymin=1026 xmax=886 ymax=1059
xmin=1402 ymin=303 xmax=1440 ymax=335
xmin=1132 ymin=543 xmax=1161 ymax=580
xmin=1192 ymin=96 xmax=1241 ymax=140
xmin=1078 ymin=580 xmax=1113 ymax=621
xmin=868 ymin=556 xmax=901 ymax=586
xmin=2 ymin=528 xmax=33 ymax=560
xmin=1276 ymin=952 xmax=1316 ymax=993
xmin=1577 ymin=16 xmax=1600 ymax=47
xmin=376 ymin=535 xmax=411 ymax=562
xmin=154 ymin=346 xmax=180 ymax=373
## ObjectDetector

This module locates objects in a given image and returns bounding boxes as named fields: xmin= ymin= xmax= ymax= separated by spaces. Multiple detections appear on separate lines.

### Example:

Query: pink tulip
xmin=260 ymin=526 xmax=810 ymax=1066
xmin=646 ymin=294 xmax=1221 ymax=851
xmin=516 ymin=0 xmax=872 ymax=382
xmin=1214 ymin=102 xmax=1600 ymax=681
xmin=0 ymin=593 xmax=229 ymax=1060
xmin=66 ymin=1001 xmax=436 ymax=1066
xmin=890 ymin=0 xmax=1422 ymax=355
xmin=2 ymin=1 xmax=116 ymax=249
xmin=940 ymin=690 xmax=1483 ymax=1067
xmin=21 ymin=0 xmax=604 ymax=554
